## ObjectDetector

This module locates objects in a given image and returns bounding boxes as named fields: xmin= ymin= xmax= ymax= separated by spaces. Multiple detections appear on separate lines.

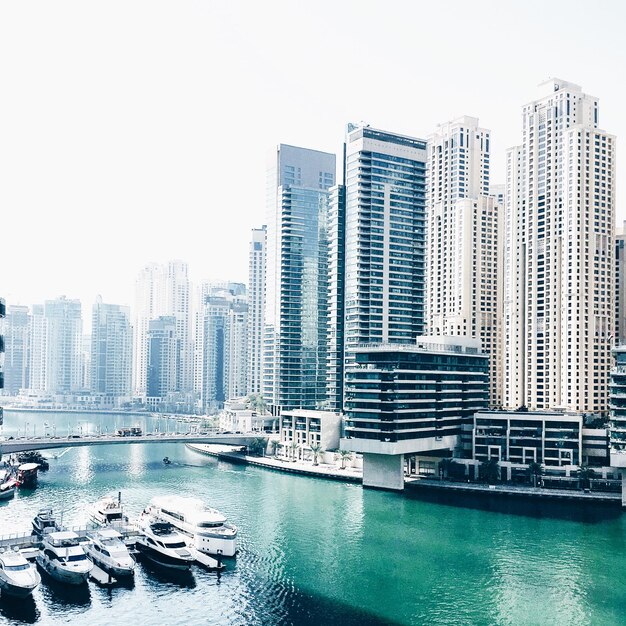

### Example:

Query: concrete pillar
xmin=622 ymin=472 xmax=626 ymax=508
xmin=362 ymin=453 xmax=405 ymax=491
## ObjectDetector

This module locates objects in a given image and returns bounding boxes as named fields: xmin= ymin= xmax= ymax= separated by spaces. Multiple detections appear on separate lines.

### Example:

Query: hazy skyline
xmin=2 ymin=0 xmax=625 ymax=313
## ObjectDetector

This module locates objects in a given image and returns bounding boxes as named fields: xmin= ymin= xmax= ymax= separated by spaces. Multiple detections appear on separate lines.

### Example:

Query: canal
xmin=1 ymin=410 xmax=626 ymax=626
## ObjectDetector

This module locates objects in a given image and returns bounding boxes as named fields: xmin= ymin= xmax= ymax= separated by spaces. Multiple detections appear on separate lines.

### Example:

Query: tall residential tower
xmin=504 ymin=79 xmax=615 ymax=414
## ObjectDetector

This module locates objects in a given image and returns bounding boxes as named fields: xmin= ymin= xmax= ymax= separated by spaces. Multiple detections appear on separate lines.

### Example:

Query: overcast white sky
xmin=2 ymin=0 xmax=625 ymax=315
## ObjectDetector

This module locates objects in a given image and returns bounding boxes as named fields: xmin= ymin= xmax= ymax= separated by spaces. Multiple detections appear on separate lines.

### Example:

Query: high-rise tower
xmin=263 ymin=144 xmax=335 ymax=412
xmin=505 ymin=79 xmax=615 ymax=414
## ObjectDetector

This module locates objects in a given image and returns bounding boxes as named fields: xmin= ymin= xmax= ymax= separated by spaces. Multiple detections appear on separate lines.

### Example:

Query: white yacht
xmin=136 ymin=519 xmax=194 ymax=570
xmin=0 ymin=550 xmax=41 ymax=597
xmin=36 ymin=531 xmax=93 ymax=584
xmin=89 ymin=495 xmax=128 ymax=526
xmin=144 ymin=495 xmax=237 ymax=557
xmin=85 ymin=528 xmax=135 ymax=577
xmin=31 ymin=508 xmax=60 ymax=537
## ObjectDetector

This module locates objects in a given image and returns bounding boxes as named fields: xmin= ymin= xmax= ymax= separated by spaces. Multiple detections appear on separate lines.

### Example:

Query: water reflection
xmin=39 ymin=571 xmax=91 ymax=615
xmin=0 ymin=594 xmax=40 ymax=624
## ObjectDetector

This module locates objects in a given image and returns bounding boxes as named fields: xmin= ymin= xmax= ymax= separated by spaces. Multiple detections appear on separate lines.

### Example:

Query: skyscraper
xmin=263 ymin=144 xmax=335 ymax=412
xmin=0 ymin=298 xmax=5 ymax=400
xmin=326 ymin=183 xmax=346 ymax=411
xmin=247 ymin=226 xmax=266 ymax=396
xmin=146 ymin=316 xmax=177 ymax=408
xmin=426 ymin=116 xmax=503 ymax=407
xmin=91 ymin=298 xmax=132 ymax=399
xmin=133 ymin=261 xmax=192 ymax=398
xmin=43 ymin=296 xmax=83 ymax=394
xmin=4 ymin=305 xmax=30 ymax=395
xmin=343 ymin=125 xmax=427 ymax=363
xmin=28 ymin=304 xmax=47 ymax=393
xmin=504 ymin=79 xmax=615 ymax=414
xmin=616 ymin=221 xmax=626 ymax=345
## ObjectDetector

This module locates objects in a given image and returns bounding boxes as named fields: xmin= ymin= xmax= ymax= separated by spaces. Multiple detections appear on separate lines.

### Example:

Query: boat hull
xmin=135 ymin=543 xmax=192 ymax=570
xmin=87 ymin=551 xmax=134 ymax=578
xmin=0 ymin=488 xmax=15 ymax=501
xmin=36 ymin=556 xmax=91 ymax=585
xmin=0 ymin=579 xmax=38 ymax=598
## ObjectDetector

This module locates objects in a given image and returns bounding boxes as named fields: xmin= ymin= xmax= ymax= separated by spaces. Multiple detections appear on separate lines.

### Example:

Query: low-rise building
xmin=279 ymin=409 xmax=342 ymax=457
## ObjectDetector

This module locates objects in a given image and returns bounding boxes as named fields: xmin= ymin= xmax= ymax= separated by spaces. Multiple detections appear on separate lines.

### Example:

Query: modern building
xmin=279 ymin=409 xmax=342 ymax=457
xmin=247 ymin=226 xmax=266 ymax=396
xmin=426 ymin=116 xmax=503 ymax=407
xmin=195 ymin=287 xmax=248 ymax=413
xmin=263 ymin=143 xmax=336 ymax=412
xmin=504 ymin=79 xmax=615 ymax=415
xmin=342 ymin=336 xmax=489 ymax=490
xmin=326 ymin=183 xmax=346 ymax=411
xmin=133 ymin=261 xmax=193 ymax=398
xmin=146 ymin=316 xmax=178 ymax=408
xmin=28 ymin=304 xmax=47 ymax=393
xmin=43 ymin=297 xmax=83 ymax=394
xmin=90 ymin=298 xmax=132 ymax=401
xmin=473 ymin=410 xmax=583 ymax=467
xmin=616 ymin=221 xmax=626 ymax=345
xmin=4 ymin=305 xmax=30 ymax=395
xmin=343 ymin=125 xmax=428 ymax=379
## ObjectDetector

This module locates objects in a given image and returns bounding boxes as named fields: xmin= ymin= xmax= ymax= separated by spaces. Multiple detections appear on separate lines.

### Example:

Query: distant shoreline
xmin=1 ymin=407 xmax=204 ymax=419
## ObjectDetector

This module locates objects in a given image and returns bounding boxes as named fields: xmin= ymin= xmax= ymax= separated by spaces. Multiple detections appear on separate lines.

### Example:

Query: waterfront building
xmin=327 ymin=184 xmax=346 ymax=411
xmin=609 ymin=346 xmax=626 ymax=464
xmin=343 ymin=125 xmax=428 ymax=383
xmin=146 ymin=316 xmax=178 ymax=408
xmin=247 ymin=226 xmax=266 ymax=396
xmin=43 ymin=297 xmax=83 ymax=394
xmin=342 ymin=336 xmax=488 ymax=490
xmin=279 ymin=409 xmax=342 ymax=458
xmin=263 ymin=144 xmax=335 ymax=413
xmin=504 ymin=79 xmax=615 ymax=414
xmin=133 ymin=261 xmax=193 ymax=399
xmin=219 ymin=398 xmax=268 ymax=433
xmin=90 ymin=298 xmax=132 ymax=401
xmin=616 ymin=221 xmax=626 ymax=345
xmin=426 ymin=116 xmax=503 ymax=407
xmin=3 ymin=305 xmax=30 ymax=395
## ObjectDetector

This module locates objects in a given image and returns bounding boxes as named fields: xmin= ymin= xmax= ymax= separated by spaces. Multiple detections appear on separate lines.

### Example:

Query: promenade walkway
xmin=406 ymin=477 xmax=621 ymax=504
xmin=186 ymin=444 xmax=363 ymax=483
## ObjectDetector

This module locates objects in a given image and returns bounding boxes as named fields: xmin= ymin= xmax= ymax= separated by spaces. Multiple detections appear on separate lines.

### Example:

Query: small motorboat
xmin=31 ymin=508 xmax=60 ymax=537
xmin=85 ymin=528 xmax=135 ymax=577
xmin=0 ymin=479 xmax=16 ymax=501
xmin=163 ymin=457 xmax=172 ymax=465
xmin=36 ymin=531 xmax=93 ymax=585
xmin=136 ymin=518 xmax=194 ymax=570
xmin=0 ymin=550 xmax=41 ymax=597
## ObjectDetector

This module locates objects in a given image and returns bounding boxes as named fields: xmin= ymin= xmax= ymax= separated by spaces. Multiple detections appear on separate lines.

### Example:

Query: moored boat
xmin=16 ymin=463 xmax=39 ymax=488
xmin=85 ymin=528 xmax=135 ymax=577
xmin=36 ymin=531 xmax=93 ymax=585
xmin=136 ymin=519 xmax=194 ymax=570
xmin=31 ymin=508 xmax=60 ymax=537
xmin=0 ymin=479 xmax=16 ymax=501
xmin=144 ymin=495 xmax=237 ymax=557
xmin=0 ymin=550 xmax=41 ymax=597
xmin=89 ymin=494 xmax=128 ymax=527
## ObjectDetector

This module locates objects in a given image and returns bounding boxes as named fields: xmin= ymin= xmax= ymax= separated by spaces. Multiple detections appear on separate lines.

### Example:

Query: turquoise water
xmin=1 ymin=410 xmax=626 ymax=625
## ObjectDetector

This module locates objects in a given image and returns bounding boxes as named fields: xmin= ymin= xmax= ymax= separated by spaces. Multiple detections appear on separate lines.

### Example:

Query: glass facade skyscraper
xmin=343 ymin=125 xmax=428 ymax=374
xmin=263 ymin=144 xmax=336 ymax=412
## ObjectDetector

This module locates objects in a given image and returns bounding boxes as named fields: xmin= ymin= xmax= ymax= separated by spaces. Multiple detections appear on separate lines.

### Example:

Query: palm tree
xmin=310 ymin=444 xmax=323 ymax=466
xmin=527 ymin=461 xmax=543 ymax=488
xmin=249 ymin=437 xmax=267 ymax=457
xmin=270 ymin=440 xmax=280 ymax=458
xmin=439 ymin=457 xmax=455 ymax=480
xmin=481 ymin=458 xmax=500 ymax=485
xmin=246 ymin=394 xmax=267 ymax=415
xmin=289 ymin=442 xmax=299 ymax=462
xmin=577 ymin=465 xmax=596 ymax=490
xmin=336 ymin=450 xmax=353 ymax=470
